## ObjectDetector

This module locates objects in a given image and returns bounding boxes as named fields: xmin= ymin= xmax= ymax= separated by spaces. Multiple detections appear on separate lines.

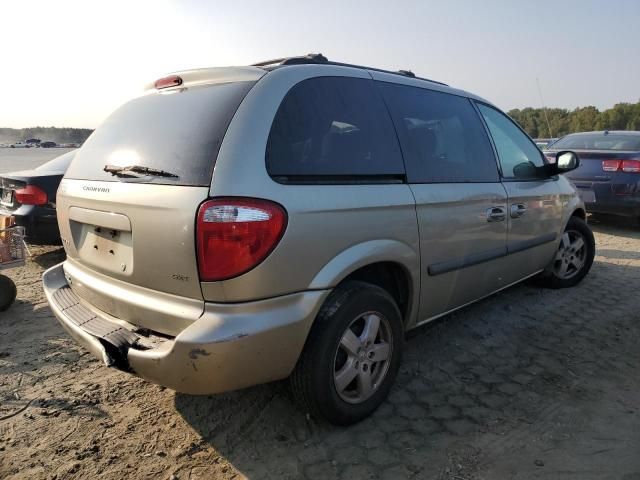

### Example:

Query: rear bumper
xmin=574 ymin=181 xmax=640 ymax=218
xmin=43 ymin=262 xmax=329 ymax=394
xmin=587 ymin=200 xmax=640 ymax=218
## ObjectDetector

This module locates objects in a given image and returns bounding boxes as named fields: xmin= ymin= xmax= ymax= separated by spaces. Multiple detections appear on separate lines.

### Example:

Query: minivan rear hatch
xmin=56 ymin=72 xmax=260 ymax=335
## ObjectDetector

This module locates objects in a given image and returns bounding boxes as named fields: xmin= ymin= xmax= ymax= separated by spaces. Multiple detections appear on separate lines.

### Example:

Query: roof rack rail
xmin=250 ymin=53 xmax=448 ymax=86
xmin=251 ymin=57 xmax=288 ymax=67
xmin=282 ymin=53 xmax=328 ymax=65
xmin=251 ymin=53 xmax=328 ymax=68
xmin=397 ymin=69 xmax=415 ymax=78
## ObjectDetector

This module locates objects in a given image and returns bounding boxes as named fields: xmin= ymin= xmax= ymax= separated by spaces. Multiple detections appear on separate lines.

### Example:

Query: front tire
xmin=538 ymin=216 xmax=595 ymax=289
xmin=290 ymin=281 xmax=404 ymax=425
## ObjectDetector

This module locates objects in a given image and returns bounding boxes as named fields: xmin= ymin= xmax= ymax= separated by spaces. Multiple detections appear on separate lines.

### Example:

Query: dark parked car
xmin=0 ymin=150 xmax=75 ymax=243
xmin=544 ymin=131 xmax=640 ymax=221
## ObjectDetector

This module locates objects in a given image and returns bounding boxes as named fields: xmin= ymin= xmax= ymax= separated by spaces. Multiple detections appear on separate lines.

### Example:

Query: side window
xmin=266 ymin=77 xmax=404 ymax=180
xmin=377 ymin=82 xmax=499 ymax=183
xmin=477 ymin=104 xmax=545 ymax=179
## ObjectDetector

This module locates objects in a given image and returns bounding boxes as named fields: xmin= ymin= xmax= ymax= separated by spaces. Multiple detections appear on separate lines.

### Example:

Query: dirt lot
xmin=1 ymin=217 xmax=639 ymax=480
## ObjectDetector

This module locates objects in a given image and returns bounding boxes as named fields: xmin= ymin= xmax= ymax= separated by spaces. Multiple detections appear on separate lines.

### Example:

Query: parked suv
xmin=43 ymin=54 xmax=594 ymax=425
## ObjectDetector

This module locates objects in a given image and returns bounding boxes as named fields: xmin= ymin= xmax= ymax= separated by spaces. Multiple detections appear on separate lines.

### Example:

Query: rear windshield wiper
xmin=103 ymin=165 xmax=179 ymax=178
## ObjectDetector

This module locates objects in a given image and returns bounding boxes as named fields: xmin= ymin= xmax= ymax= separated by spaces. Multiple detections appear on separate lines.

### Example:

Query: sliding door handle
xmin=510 ymin=203 xmax=527 ymax=218
xmin=486 ymin=207 xmax=506 ymax=222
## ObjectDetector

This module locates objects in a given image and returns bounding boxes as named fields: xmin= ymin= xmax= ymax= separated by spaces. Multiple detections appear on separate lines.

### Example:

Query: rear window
xmin=65 ymin=81 xmax=255 ymax=186
xmin=551 ymin=133 xmax=640 ymax=151
xmin=266 ymin=77 xmax=404 ymax=181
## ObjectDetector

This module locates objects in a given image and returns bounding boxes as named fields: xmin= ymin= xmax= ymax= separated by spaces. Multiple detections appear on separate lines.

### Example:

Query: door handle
xmin=486 ymin=207 xmax=506 ymax=222
xmin=510 ymin=203 xmax=527 ymax=218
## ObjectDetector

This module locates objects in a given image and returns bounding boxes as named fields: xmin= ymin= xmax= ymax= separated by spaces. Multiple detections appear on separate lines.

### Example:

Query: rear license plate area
xmin=575 ymin=185 xmax=596 ymax=203
xmin=70 ymin=221 xmax=134 ymax=275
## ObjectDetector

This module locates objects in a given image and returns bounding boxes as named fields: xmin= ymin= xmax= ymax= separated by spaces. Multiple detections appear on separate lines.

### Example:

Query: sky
xmin=1 ymin=0 xmax=639 ymax=129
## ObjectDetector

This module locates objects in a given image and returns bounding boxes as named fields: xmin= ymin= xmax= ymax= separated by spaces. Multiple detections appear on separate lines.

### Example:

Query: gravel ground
xmin=1 ymin=216 xmax=639 ymax=480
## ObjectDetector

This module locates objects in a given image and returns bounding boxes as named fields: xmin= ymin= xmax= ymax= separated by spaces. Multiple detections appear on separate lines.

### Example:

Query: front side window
xmin=477 ymin=104 xmax=545 ymax=179
xmin=377 ymin=82 xmax=499 ymax=183
xmin=266 ymin=77 xmax=404 ymax=180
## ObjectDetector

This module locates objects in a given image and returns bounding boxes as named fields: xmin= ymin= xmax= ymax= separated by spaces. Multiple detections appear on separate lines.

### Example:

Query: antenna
xmin=536 ymin=78 xmax=553 ymax=139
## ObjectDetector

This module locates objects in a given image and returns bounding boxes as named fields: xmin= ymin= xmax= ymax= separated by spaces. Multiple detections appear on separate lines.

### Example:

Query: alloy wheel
xmin=553 ymin=229 xmax=587 ymax=280
xmin=333 ymin=311 xmax=393 ymax=404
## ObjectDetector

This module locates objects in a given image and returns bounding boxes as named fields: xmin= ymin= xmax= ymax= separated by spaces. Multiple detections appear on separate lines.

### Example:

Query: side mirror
xmin=547 ymin=150 xmax=580 ymax=175
xmin=556 ymin=151 xmax=580 ymax=171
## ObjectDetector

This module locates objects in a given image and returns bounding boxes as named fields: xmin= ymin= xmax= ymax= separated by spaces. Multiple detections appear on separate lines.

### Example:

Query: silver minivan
xmin=43 ymin=54 xmax=594 ymax=425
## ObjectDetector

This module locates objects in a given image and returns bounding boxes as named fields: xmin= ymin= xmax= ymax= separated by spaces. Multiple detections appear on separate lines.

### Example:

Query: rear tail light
xmin=544 ymin=155 xmax=556 ymax=164
xmin=621 ymin=160 xmax=640 ymax=172
xmin=602 ymin=159 xmax=640 ymax=172
xmin=602 ymin=160 xmax=621 ymax=171
xmin=14 ymin=185 xmax=47 ymax=205
xmin=196 ymin=198 xmax=287 ymax=281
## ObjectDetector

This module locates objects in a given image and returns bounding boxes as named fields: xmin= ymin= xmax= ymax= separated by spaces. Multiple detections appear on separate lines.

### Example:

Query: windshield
xmin=35 ymin=150 xmax=76 ymax=172
xmin=64 ymin=81 xmax=255 ymax=186
xmin=551 ymin=133 xmax=640 ymax=151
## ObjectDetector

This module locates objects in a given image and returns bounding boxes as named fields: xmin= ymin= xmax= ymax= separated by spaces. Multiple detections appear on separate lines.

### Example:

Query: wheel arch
xmin=308 ymin=239 xmax=420 ymax=326
xmin=571 ymin=207 xmax=587 ymax=221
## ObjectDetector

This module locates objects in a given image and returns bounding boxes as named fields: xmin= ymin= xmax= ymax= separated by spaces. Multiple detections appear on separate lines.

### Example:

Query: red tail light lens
xmin=154 ymin=75 xmax=183 ymax=89
xmin=621 ymin=160 xmax=640 ymax=173
xmin=196 ymin=198 xmax=287 ymax=281
xmin=14 ymin=185 xmax=47 ymax=205
xmin=602 ymin=159 xmax=640 ymax=172
xmin=602 ymin=160 xmax=621 ymax=172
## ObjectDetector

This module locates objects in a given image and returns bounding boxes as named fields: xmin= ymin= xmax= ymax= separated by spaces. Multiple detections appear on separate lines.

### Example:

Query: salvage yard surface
xmin=1 ymin=218 xmax=639 ymax=480
xmin=0 ymin=148 xmax=76 ymax=174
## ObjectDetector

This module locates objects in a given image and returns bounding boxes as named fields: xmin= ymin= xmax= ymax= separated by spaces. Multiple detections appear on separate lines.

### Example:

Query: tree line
xmin=508 ymin=100 xmax=640 ymax=139
xmin=0 ymin=127 xmax=93 ymax=145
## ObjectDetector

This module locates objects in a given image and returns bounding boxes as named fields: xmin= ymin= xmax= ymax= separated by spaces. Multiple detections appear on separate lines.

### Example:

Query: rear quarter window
xmin=266 ymin=76 xmax=404 ymax=181
xmin=65 ymin=81 xmax=255 ymax=186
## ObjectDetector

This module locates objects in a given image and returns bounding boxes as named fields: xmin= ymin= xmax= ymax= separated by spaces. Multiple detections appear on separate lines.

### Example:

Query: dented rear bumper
xmin=43 ymin=262 xmax=329 ymax=394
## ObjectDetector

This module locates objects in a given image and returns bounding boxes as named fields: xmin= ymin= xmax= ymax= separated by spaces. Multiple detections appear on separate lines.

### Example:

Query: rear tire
xmin=290 ymin=281 xmax=403 ymax=425
xmin=537 ymin=216 xmax=595 ymax=289
xmin=0 ymin=274 xmax=17 ymax=312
